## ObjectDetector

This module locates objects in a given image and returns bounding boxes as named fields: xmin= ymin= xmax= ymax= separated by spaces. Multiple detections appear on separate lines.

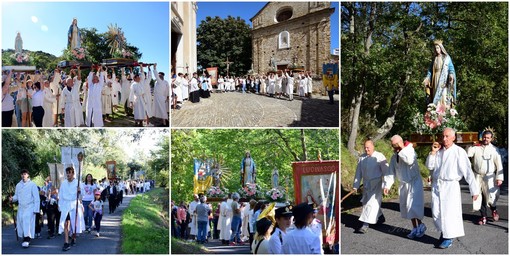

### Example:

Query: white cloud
xmin=41 ymin=25 xmax=48 ymax=32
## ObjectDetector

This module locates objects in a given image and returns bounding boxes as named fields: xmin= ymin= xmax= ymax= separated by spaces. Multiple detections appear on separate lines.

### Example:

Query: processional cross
xmin=223 ymin=57 xmax=234 ymax=77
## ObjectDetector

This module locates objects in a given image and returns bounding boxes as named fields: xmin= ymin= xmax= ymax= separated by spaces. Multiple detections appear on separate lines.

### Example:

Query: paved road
xmin=2 ymin=194 xmax=135 ymax=254
xmin=202 ymin=238 xmax=251 ymax=254
xmin=341 ymin=181 xmax=508 ymax=254
xmin=171 ymin=91 xmax=339 ymax=127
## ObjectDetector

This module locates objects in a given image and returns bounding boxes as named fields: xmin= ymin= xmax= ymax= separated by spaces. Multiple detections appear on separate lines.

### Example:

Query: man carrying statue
xmin=240 ymin=151 xmax=256 ymax=186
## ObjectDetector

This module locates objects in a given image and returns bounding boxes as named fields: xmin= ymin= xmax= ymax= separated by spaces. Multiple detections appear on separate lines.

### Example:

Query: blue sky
xmin=197 ymin=1 xmax=339 ymax=54
xmin=1 ymin=1 xmax=169 ymax=75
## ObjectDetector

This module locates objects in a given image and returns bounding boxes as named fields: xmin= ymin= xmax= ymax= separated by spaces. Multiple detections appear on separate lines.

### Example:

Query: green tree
xmin=197 ymin=16 xmax=252 ymax=76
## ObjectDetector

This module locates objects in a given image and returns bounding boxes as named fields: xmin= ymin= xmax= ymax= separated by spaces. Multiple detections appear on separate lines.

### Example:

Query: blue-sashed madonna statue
xmin=423 ymin=40 xmax=456 ymax=109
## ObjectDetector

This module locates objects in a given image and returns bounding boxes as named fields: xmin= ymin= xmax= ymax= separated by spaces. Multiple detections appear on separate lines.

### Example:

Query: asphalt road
xmin=2 ymin=194 xmax=134 ymax=254
xmin=341 ymin=180 xmax=508 ymax=254
xmin=202 ymin=238 xmax=251 ymax=254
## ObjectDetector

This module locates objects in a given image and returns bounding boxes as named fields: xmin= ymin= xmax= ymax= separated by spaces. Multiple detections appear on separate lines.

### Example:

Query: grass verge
xmin=121 ymin=188 xmax=169 ymax=254
xmin=171 ymin=237 xmax=210 ymax=254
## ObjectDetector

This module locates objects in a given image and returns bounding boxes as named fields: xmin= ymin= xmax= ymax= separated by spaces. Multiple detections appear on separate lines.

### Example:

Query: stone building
xmin=171 ymin=2 xmax=198 ymax=75
xmin=250 ymin=2 xmax=334 ymax=75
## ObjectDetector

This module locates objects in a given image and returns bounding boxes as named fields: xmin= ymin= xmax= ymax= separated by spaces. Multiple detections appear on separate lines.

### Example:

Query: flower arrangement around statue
xmin=412 ymin=103 xmax=466 ymax=134
xmin=63 ymin=47 xmax=89 ymax=61
xmin=206 ymin=186 xmax=229 ymax=198
xmin=238 ymin=183 xmax=264 ymax=199
xmin=10 ymin=52 xmax=31 ymax=64
xmin=265 ymin=187 xmax=286 ymax=203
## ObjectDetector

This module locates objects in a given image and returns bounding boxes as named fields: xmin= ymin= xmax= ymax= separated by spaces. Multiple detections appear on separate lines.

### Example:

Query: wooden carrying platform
xmin=2 ymin=65 xmax=37 ymax=72
xmin=58 ymin=60 xmax=93 ymax=69
xmin=101 ymin=58 xmax=139 ymax=67
xmin=410 ymin=132 xmax=479 ymax=145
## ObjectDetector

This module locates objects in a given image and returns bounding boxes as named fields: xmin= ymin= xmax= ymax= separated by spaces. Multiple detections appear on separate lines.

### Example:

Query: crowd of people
xmin=9 ymin=168 xmax=153 ymax=251
xmin=170 ymin=69 xmax=335 ymax=110
xmin=1 ymin=63 xmax=169 ymax=127
xmin=171 ymin=192 xmax=337 ymax=254
xmin=352 ymin=128 xmax=505 ymax=249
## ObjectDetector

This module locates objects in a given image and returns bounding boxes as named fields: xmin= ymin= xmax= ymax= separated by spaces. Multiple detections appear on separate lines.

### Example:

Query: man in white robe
xmin=85 ymin=66 xmax=104 ymax=127
xmin=467 ymin=130 xmax=504 ymax=225
xmin=49 ymin=69 xmax=62 ymax=126
xmin=426 ymin=128 xmax=479 ymax=249
xmin=42 ymin=79 xmax=56 ymax=127
xmin=384 ymin=135 xmax=426 ymax=239
xmin=129 ymin=70 xmax=146 ymax=127
xmin=353 ymin=139 xmax=389 ymax=233
xmin=152 ymin=64 xmax=169 ymax=125
xmin=11 ymin=169 xmax=40 ymax=248
xmin=188 ymin=195 xmax=199 ymax=240
xmin=58 ymin=167 xmax=85 ymax=251
xmin=143 ymin=67 xmax=153 ymax=123
xmin=219 ymin=194 xmax=232 ymax=244
xmin=61 ymin=68 xmax=84 ymax=127
xmin=120 ymin=67 xmax=133 ymax=116
xmin=109 ymin=70 xmax=121 ymax=108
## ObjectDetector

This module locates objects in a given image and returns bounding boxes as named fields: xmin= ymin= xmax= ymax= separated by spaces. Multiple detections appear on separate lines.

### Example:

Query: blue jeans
xmin=83 ymin=201 xmax=92 ymax=229
xmin=197 ymin=220 xmax=208 ymax=242
xmin=230 ymin=216 xmax=241 ymax=243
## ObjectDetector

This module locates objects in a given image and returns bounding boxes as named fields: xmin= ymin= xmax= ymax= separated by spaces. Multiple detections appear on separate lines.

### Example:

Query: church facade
xmin=250 ymin=2 xmax=334 ymax=75
xmin=171 ymin=2 xmax=198 ymax=75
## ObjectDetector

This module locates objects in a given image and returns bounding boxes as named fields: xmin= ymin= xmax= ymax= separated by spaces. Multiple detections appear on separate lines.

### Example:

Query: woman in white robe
xmin=42 ymin=81 xmax=56 ymax=127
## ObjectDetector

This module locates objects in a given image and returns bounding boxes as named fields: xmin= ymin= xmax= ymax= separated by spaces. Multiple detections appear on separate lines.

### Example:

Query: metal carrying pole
xmin=73 ymin=151 xmax=84 ymax=240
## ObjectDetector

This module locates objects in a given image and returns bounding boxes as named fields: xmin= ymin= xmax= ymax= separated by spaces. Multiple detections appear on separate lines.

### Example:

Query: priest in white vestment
xmin=129 ymin=72 xmax=146 ymax=127
xmin=426 ymin=128 xmax=479 ymax=249
xmin=152 ymin=64 xmax=169 ymax=123
xmin=61 ymin=69 xmax=84 ymax=127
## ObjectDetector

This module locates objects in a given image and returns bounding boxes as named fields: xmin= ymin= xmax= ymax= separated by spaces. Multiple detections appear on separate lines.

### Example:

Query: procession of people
xmin=8 ymin=168 xmax=153 ymax=250
xmin=2 ymin=63 xmax=169 ymax=127
xmin=170 ymin=69 xmax=335 ymax=111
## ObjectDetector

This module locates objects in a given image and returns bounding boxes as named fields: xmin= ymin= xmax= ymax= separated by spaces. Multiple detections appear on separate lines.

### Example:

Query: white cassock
xmin=102 ymin=85 xmax=112 ymax=115
xmin=307 ymin=76 xmax=313 ymax=94
xmin=426 ymin=144 xmax=480 ymax=239
xmin=152 ymin=67 xmax=169 ymax=120
xmin=120 ymin=69 xmax=131 ymax=106
xmin=42 ymin=87 xmax=56 ymax=127
xmin=298 ymin=77 xmax=306 ymax=97
xmin=219 ymin=200 xmax=232 ymax=240
xmin=143 ymin=71 xmax=153 ymax=118
xmin=467 ymin=144 xmax=503 ymax=210
xmin=13 ymin=179 xmax=40 ymax=239
xmin=181 ymin=76 xmax=189 ymax=100
xmin=385 ymin=144 xmax=424 ymax=219
xmin=129 ymin=81 xmax=146 ymax=121
xmin=173 ymin=76 xmax=183 ymax=102
xmin=58 ymin=179 xmax=85 ymax=235
xmin=61 ymin=79 xmax=84 ymax=127
xmin=189 ymin=200 xmax=199 ymax=236
xmin=217 ymin=78 xmax=224 ymax=92
xmin=229 ymin=78 xmax=235 ymax=91
xmin=275 ymin=76 xmax=283 ymax=93
xmin=267 ymin=77 xmax=276 ymax=94
xmin=85 ymin=72 xmax=104 ymax=127
xmin=111 ymin=75 xmax=121 ymax=106
xmin=224 ymin=78 xmax=230 ymax=92
xmin=49 ymin=73 xmax=62 ymax=116
xmin=353 ymin=151 xmax=389 ymax=224
xmin=286 ymin=75 xmax=295 ymax=96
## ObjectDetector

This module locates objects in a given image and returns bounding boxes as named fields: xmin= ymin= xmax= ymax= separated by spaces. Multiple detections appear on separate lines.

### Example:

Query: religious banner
xmin=322 ymin=63 xmax=339 ymax=90
xmin=193 ymin=158 xmax=214 ymax=194
xmin=46 ymin=163 xmax=65 ymax=188
xmin=61 ymin=146 xmax=85 ymax=180
xmin=206 ymin=67 xmax=218 ymax=86
xmin=292 ymin=160 xmax=339 ymax=247
xmin=106 ymin=161 xmax=117 ymax=180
